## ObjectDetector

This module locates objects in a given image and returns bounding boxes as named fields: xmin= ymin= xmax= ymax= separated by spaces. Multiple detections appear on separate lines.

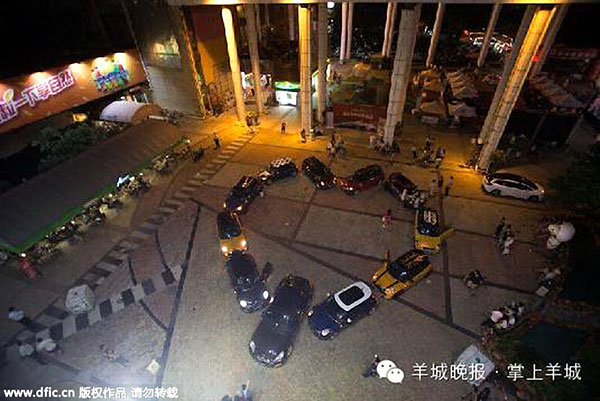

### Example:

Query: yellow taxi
xmin=217 ymin=211 xmax=248 ymax=256
xmin=372 ymin=250 xmax=432 ymax=299
xmin=414 ymin=207 xmax=454 ymax=254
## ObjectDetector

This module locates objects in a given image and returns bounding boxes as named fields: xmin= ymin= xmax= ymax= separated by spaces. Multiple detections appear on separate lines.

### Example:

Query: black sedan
xmin=383 ymin=172 xmax=418 ymax=199
xmin=257 ymin=157 xmax=298 ymax=184
xmin=225 ymin=251 xmax=270 ymax=313
xmin=302 ymin=156 xmax=335 ymax=189
xmin=249 ymin=275 xmax=313 ymax=367
xmin=224 ymin=176 xmax=264 ymax=214
xmin=307 ymin=281 xmax=377 ymax=340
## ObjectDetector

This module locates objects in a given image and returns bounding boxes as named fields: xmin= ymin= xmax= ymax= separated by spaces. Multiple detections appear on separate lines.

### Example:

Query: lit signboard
xmin=0 ymin=49 xmax=146 ymax=134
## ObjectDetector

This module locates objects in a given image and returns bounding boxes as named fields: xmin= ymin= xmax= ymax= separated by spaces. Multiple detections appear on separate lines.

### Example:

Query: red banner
xmin=333 ymin=103 xmax=387 ymax=126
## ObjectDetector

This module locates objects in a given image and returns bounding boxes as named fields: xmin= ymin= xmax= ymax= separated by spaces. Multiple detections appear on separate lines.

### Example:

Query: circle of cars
xmin=217 ymin=156 xmax=443 ymax=368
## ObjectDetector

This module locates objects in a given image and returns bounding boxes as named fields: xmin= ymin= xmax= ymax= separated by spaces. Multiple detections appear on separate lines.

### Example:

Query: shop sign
xmin=0 ymin=69 xmax=75 ymax=125
xmin=333 ymin=103 xmax=387 ymax=126
xmin=92 ymin=59 xmax=130 ymax=92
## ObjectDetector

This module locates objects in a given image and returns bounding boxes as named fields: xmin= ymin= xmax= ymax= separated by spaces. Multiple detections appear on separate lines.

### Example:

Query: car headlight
xmin=321 ymin=328 xmax=330 ymax=336
xmin=249 ymin=341 xmax=256 ymax=352
xmin=372 ymin=274 xmax=379 ymax=281
xmin=241 ymin=240 xmax=247 ymax=247
xmin=307 ymin=309 xmax=313 ymax=317
xmin=239 ymin=299 xmax=248 ymax=308
xmin=262 ymin=290 xmax=269 ymax=299
xmin=236 ymin=205 xmax=243 ymax=211
xmin=385 ymin=287 xmax=396 ymax=295
xmin=273 ymin=350 xmax=285 ymax=362
xmin=221 ymin=246 xmax=228 ymax=253
xmin=319 ymin=181 xmax=325 ymax=186
xmin=223 ymin=202 xmax=227 ymax=208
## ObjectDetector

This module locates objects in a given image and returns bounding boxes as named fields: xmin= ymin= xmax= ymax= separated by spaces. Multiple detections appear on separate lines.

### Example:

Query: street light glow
xmin=327 ymin=2 xmax=335 ymax=9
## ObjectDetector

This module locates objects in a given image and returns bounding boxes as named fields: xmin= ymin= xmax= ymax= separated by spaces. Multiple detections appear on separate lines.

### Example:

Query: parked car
xmin=307 ymin=281 xmax=377 ymax=340
xmin=217 ymin=211 xmax=248 ymax=256
xmin=383 ymin=172 xmax=417 ymax=199
xmin=372 ymin=249 xmax=432 ymax=299
xmin=224 ymin=176 xmax=264 ymax=214
xmin=414 ymin=208 xmax=454 ymax=254
xmin=225 ymin=251 xmax=270 ymax=313
xmin=302 ymin=156 xmax=335 ymax=189
xmin=482 ymin=172 xmax=544 ymax=201
xmin=249 ymin=275 xmax=313 ymax=367
xmin=258 ymin=157 xmax=298 ymax=184
xmin=335 ymin=165 xmax=384 ymax=195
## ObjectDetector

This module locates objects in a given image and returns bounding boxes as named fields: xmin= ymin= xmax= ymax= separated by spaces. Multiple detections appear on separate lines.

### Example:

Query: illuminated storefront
xmin=274 ymin=81 xmax=300 ymax=107
xmin=0 ymin=49 xmax=147 ymax=134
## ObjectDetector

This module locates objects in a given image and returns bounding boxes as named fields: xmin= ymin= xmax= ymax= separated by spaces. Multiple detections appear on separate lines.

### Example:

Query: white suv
xmin=482 ymin=172 xmax=544 ymax=201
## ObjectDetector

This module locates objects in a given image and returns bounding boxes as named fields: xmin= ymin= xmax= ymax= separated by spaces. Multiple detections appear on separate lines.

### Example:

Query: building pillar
xmin=479 ymin=5 xmax=535 ymax=145
xmin=255 ymin=4 xmax=262 ymax=42
xmin=345 ymin=2 xmax=354 ymax=60
xmin=340 ymin=3 xmax=348 ymax=62
xmin=530 ymin=4 xmax=569 ymax=77
xmin=288 ymin=5 xmax=295 ymax=42
xmin=244 ymin=4 xmax=264 ymax=115
xmin=298 ymin=5 xmax=312 ymax=135
xmin=477 ymin=4 xmax=502 ymax=69
xmin=317 ymin=3 xmax=328 ymax=124
xmin=264 ymin=4 xmax=270 ymax=28
xmin=383 ymin=4 xmax=421 ymax=145
xmin=477 ymin=6 xmax=556 ymax=170
xmin=385 ymin=3 xmax=398 ymax=57
xmin=382 ymin=3 xmax=392 ymax=57
xmin=426 ymin=1 xmax=445 ymax=68
xmin=221 ymin=7 xmax=246 ymax=124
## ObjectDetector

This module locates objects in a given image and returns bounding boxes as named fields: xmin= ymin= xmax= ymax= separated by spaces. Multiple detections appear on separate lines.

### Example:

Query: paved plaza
xmin=1 ymin=108 xmax=556 ymax=400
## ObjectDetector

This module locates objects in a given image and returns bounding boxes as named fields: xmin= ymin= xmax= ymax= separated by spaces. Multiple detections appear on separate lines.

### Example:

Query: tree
xmin=550 ymin=144 xmax=600 ymax=220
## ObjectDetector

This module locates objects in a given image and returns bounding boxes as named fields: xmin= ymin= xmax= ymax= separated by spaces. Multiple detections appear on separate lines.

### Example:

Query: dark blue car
xmin=224 ymin=176 xmax=263 ymax=214
xmin=307 ymin=281 xmax=377 ymax=340
xmin=225 ymin=251 xmax=270 ymax=313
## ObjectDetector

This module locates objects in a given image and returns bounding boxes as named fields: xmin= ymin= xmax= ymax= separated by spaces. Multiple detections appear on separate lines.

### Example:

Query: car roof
xmin=490 ymin=172 xmax=527 ymax=182
xmin=304 ymin=156 xmax=324 ymax=167
xmin=235 ymin=176 xmax=257 ymax=188
xmin=355 ymin=165 xmax=382 ymax=174
xmin=393 ymin=249 xmax=429 ymax=268
xmin=227 ymin=251 xmax=257 ymax=278
xmin=334 ymin=281 xmax=371 ymax=312
xmin=418 ymin=208 xmax=440 ymax=227
xmin=270 ymin=157 xmax=294 ymax=168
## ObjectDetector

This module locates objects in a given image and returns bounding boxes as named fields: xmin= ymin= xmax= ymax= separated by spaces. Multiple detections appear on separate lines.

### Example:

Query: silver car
xmin=482 ymin=173 xmax=544 ymax=201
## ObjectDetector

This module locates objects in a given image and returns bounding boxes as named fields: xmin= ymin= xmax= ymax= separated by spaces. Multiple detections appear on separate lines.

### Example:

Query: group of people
xmin=494 ymin=217 xmax=515 ymax=255
xmin=220 ymin=383 xmax=252 ymax=401
xmin=482 ymin=302 xmax=525 ymax=333
xmin=428 ymin=175 xmax=454 ymax=198
xmin=326 ymin=132 xmax=346 ymax=158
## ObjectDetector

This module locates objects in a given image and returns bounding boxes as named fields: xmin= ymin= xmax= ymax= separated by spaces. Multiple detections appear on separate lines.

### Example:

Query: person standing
xmin=8 ymin=307 xmax=34 ymax=330
xmin=502 ymin=233 xmax=515 ymax=255
xmin=425 ymin=134 xmax=432 ymax=151
xmin=213 ymin=132 xmax=221 ymax=149
xmin=239 ymin=383 xmax=252 ymax=401
xmin=494 ymin=217 xmax=506 ymax=240
xmin=437 ymin=174 xmax=444 ymax=192
xmin=363 ymin=355 xmax=381 ymax=378
xmin=300 ymin=129 xmax=307 ymax=143
xmin=382 ymin=209 xmax=392 ymax=228
xmin=280 ymin=121 xmax=286 ymax=134
xmin=429 ymin=179 xmax=436 ymax=198
xmin=411 ymin=145 xmax=418 ymax=162
xmin=445 ymin=176 xmax=454 ymax=197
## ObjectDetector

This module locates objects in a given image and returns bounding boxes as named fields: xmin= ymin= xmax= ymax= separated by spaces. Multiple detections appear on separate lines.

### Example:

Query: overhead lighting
xmin=327 ymin=2 xmax=335 ymax=9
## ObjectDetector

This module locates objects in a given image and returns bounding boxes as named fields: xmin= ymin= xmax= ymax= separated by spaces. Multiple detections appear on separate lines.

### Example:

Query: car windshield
xmin=388 ymin=261 xmax=411 ymax=281
xmin=236 ymin=273 xmax=259 ymax=290
xmin=217 ymin=213 xmax=241 ymax=239
xmin=338 ymin=286 xmax=364 ymax=305
xmin=263 ymin=309 xmax=298 ymax=335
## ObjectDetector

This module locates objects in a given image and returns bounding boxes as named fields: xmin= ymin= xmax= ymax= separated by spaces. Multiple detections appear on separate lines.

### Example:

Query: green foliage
xmin=34 ymin=123 xmax=111 ymax=171
xmin=549 ymin=144 xmax=600 ymax=219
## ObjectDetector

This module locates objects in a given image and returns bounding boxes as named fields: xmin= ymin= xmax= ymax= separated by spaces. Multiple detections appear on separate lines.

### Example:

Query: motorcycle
xmin=152 ymin=156 xmax=172 ymax=175
xmin=101 ymin=194 xmax=123 ymax=210
xmin=481 ymin=302 xmax=525 ymax=335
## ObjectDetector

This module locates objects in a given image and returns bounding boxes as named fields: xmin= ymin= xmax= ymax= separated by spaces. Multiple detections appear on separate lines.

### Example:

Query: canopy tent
xmin=420 ymin=100 xmax=446 ymax=117
xmin=530 ymin=76 xmax=584 ymax=109
xmin=423 ymin=78 xmax=444 ymax=92
xmin=448 ymin=101 xmax=477 ymax=118
xmin=99 ymin=101 xmax=163 ymax=125
xmin=0 ymin=120 xmax=182 ymax=252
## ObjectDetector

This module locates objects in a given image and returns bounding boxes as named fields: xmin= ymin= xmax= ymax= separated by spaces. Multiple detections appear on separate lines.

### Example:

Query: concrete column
xmin=477 ymin=3 xmax=502 ymax=69
xmin=477 ymin=6 xmax=556 ymax=170
xmin=426 ymin=1 xmax=445 ymax=68
xmin=345 ymin=2 xmax=354 ymax=60
xmin=340 ymin=3 xmax=348 ymax=62
xmin=289 ymin=5 xmax=295 ymax=42
xmin=299 ymin=5 xmax=312 ymax=135
xmin=317 ymin=3 xmax=328 ymax=123
xmin=530 ymin=4 xmax=569 ymax=77
xmin=384 ymin=4 xmax=421 ymax=145
xmin=244 ymin=4 xmax=264 ymax=114
xmin=264 ymin=4 xmax=270 ymax=28
xmin=479 ymin=5 xmax=535 ymax=144
xmin=385 ymin=3 xmax=398 ymax=57
xmin=382 ymin=3 xmax=393 ymax=57
xmin=222 ymin=7 xmax=246 ymax=124
xmin=255 ymin=4 xmax=262 ymax=42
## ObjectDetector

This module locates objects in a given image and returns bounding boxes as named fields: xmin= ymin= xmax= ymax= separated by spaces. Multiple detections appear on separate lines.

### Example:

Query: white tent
xmin=99 ymin=101 xmax=162 ymax=125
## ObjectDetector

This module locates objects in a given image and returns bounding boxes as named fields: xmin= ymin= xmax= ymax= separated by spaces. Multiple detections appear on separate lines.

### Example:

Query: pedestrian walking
xmin=425 ymin=134 xmax=432 ymax=151
xmin=411 ymin=145 xmax=417 ymax=161
xmin=445 ymin=176 xmax=454 ymax=197
xmin=8 ymin=307 xmax=35 ymax=329
xmin=239 ymin=382 xmax=252 ymax=401
xmin=213 ymin=132 xmax=221 ymax=149
xmin=382 ymin=209 xmax=392 ymax=228
xmin=494 ymin=217 xmax=506 ymax=239
xmin=429 ymin=179 xmax=436 ymax=198
xmin=300 ymin=129 xmax=307 ymax=143
xmin=363 ymin=354 xmax=381 ymax=378
xmin=502 ymin=233 xmax=515 ymax=255
xmin=280 ymin=121 xmax=286 ymax=134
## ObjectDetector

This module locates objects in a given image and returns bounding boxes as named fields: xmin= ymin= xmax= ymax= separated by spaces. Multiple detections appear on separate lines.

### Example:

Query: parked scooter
xmin=101 ymin=194 xmax=123 ymax=210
